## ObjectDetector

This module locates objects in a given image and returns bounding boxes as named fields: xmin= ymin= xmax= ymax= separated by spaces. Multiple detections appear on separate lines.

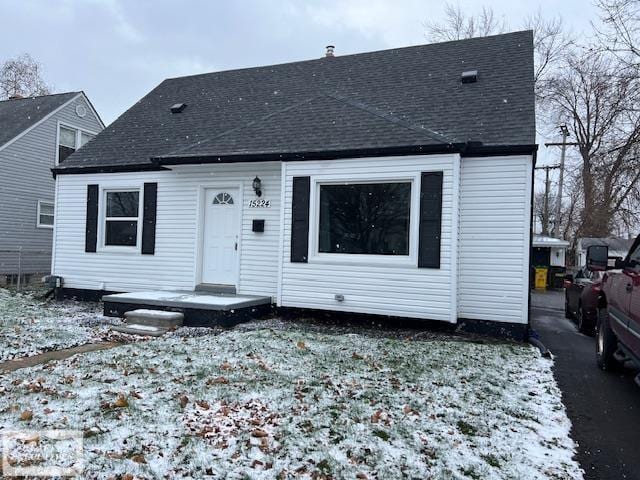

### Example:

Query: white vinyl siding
xmin=52 ymin=162 xmax=281 ymax=297
xmin=457 ymin=155 xmax=533 ymax=324
xmin=280 ymin=154 xmax=459 ymax=322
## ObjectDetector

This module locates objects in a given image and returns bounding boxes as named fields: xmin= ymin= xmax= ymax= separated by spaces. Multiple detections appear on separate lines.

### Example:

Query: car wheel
xmin=596 ymin=309 xmax=619 ymax=371
xmin=577 ymin=303 xmax=592 ymax=335
xmin=564 ymin=296 xmax=572 ymax=319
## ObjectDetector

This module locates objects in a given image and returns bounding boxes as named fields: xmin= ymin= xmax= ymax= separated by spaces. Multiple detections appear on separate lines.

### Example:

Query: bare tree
xmin=547 ymin=51 xmax=640 ymax=237
xmin=523 ymin=10 xmax=573 ymax=96
xmin=425 ymin=4 xmax=506 ymax=42
xmin=0 ymin=54 xmax=51 ymax=100
xmin=594 ymin=0 xmax=640 ymax=71
xmin=425 ymin=4 xmax=571 ymax=100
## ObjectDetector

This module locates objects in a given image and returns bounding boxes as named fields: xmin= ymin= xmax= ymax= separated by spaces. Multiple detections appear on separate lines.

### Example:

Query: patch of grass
xmin=461 ymin=466 xmax=482 ymax=479
xmin=316 ymin=458 xmax=331 ymax=474
xmin=372 ymin=429 xmax=390 ymax=441
xmin=456 ymin=420 xmax=477 ymax=436
xmin=481 ymin=453 xmax=501 ymax=468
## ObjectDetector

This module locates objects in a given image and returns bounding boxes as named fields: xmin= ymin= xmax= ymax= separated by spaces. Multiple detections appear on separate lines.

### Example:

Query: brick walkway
xmin=0 ymin=342 xmax=122 ymax=372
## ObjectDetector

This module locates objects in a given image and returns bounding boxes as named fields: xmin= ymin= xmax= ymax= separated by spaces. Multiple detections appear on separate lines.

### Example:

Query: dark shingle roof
xmin=57 ymin=31 xmax=535 ymax=171
xmin=579 ymin=237 xmax=636 ymax=253
xmin=0 ymin=92 xmax=79 ymax=148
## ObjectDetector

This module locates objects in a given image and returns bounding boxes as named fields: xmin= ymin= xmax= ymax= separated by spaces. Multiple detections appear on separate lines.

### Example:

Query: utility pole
xmin=545 ymin=124 xmax=579 ymax=239
xmin=535 ymin=165 xmax=560 ymax=235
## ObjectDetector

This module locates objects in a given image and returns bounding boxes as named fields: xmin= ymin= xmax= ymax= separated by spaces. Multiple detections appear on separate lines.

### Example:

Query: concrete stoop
xmin=110 ymin=309 xmax=184 ymax=337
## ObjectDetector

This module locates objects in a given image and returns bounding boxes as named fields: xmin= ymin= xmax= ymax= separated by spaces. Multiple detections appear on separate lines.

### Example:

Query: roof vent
xmin=170 ymin=103 xmax=187 ymax=114
xmin=461 ymin=70 xmax=478 ymax=84
xmin=325 ymin=45 xmax=335 ymax=57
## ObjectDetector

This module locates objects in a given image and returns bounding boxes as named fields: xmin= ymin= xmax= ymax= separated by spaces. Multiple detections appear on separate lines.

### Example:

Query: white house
xmin=51 ymin=32 xmax=536 ymax=338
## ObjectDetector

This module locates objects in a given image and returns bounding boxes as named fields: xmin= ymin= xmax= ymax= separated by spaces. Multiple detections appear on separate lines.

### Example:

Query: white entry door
xmin=201 ymin=188 xmax=240 ymax=285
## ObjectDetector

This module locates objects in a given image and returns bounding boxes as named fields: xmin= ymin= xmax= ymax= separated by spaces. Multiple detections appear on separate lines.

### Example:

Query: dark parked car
xmin=564 ymin=268 xmax=604 ymax=335
xmin=587 ymin=234 xmax=640 ymax=384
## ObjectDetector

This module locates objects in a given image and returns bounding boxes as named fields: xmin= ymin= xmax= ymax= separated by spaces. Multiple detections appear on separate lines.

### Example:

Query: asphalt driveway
xmin=531 ymin=290 xmax=640 ymax=480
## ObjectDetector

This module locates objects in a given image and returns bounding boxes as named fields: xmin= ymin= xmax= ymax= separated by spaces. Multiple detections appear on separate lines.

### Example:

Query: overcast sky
xmin=1 ymin=0 xmax=600 ymax=177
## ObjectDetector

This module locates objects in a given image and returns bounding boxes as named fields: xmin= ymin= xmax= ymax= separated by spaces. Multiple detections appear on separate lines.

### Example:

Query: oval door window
xmin=212 ymin=192 xmax=234 ymax=205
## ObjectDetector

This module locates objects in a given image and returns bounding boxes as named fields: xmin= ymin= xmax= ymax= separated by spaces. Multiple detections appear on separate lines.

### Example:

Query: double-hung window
xmin=104 ymin=190 xmax=140 ymax=247
xmin=37 ymin=200 xmax=54 ymax=228
xmin=318 ymin=182 xmax=412 ymax=256
xmin=57 ymin=124 xmax=96 ymax=163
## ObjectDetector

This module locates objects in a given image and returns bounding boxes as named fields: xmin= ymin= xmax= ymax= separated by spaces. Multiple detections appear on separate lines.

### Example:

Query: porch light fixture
xmin=252 ymin=176 xmax=262 ymax=197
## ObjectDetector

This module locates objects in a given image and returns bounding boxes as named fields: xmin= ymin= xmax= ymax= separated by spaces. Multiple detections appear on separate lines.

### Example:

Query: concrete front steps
xmin=103 ymin=291 xmax=272 ymax=327
xmin=111 ymin=309 xmax=184 ymax=337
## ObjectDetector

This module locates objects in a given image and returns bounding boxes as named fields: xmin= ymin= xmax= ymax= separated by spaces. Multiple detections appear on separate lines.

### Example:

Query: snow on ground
xmin=0 ymin=289 xmax=221 ymax=363
xmin=0 ymin=288 xmax=110 ymax=362
xmin=0 ymin=327 xmax=583 ymax=479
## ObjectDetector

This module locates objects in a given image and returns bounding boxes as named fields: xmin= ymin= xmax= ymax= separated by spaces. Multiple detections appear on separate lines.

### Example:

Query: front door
xmin=201 ymin=188 xmax=240 ymax=285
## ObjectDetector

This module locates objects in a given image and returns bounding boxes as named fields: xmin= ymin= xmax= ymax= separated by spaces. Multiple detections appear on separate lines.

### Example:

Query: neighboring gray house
xmin=576 ymin=237 xmax=635 ymax=267
xmin=0 ymin=92 xmax=103 ymax=283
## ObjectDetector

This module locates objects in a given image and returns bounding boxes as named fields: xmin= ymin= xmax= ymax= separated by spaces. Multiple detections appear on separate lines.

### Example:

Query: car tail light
xmin=563 ymin=280 xmax=573 ymax=289
xmin=591 ymin=284 xmax=602 ymax=293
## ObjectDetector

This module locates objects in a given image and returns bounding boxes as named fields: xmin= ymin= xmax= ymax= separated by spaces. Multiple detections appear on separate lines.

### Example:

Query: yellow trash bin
xmin=535 ymin=267 xmax=548 ymax=290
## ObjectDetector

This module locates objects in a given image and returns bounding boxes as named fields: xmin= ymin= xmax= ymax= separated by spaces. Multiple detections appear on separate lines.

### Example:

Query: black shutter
xmin=290 ymin=176 xmax=310 ymax=263
xmin=85 ymin=184 xmax=99 ymax=253
xmin=141 ymin=182 xmax=157 ymax=255
xmin=418 ymin=172 xmax=443 ymax=268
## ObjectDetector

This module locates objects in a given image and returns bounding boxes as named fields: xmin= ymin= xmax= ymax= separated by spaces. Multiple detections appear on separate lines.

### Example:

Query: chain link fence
xmin=0 ymin=248 xmax=51 ymax=291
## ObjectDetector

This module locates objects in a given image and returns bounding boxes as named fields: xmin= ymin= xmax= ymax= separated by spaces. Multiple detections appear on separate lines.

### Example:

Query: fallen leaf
xmin=371 ymin=409 xmax=383 ymax=423
xmin=131 ymin=454 xmax=146 ymax=464
xmin=352 ymin=352 xmax=364 ymax=360
xmin=207 ymin=376 xmax=228 ymax=385
xmin=18 ymin=433 xmax=39 ymax=445
xmin=296 ymin=341 xmax=306 ymax=350
xmin=19 ymin=410 xmax=33 ymax=421
xmin=251 ymin=428 xmax=268 ymax=438
xmin=196 ymin=400 xmax=210 ymax=410
xmin=121 ymin=473 xmax=134 ymax=480
xmin=113 ymin=395 xmax=129 ymax=408
xmin=178 ymin=395 xmax=189 ymax=408
xmin=220 ymin=362 xmax=232 ymax=370
xmin=130 ymin=391 xmax=142 ymax=399
xmin=356 ymin=474 xmax=368 ymax=479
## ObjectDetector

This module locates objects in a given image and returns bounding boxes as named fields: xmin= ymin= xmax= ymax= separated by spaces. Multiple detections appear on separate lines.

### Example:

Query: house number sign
xmin=249 ymin=199 xmax=271 ymax=208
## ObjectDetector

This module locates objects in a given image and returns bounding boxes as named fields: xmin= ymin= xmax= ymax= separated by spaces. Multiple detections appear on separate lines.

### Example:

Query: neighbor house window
xmin=57 ymin=124 xmax=97 ymax=163
xmin=58 ymin=126 xmax=77 ymax=163
xmin=80 ymin=131 xmax=95 ymax=146
xmin=104 ymin=190 xmax=140 ymax=247
xmin=318 ymin=182 xmax=411 ymax=255
xmin=37 ymin=200 xmax=54 ymax=228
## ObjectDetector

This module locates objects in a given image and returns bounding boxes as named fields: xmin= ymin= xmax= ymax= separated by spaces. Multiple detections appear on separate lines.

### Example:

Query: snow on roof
xmin=532 ymin=235 xmax=569 ymax=248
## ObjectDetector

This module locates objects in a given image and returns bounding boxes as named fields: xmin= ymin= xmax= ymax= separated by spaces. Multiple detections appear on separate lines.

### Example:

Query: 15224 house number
xmin=249 ymin=199 xmax=271 ymax=208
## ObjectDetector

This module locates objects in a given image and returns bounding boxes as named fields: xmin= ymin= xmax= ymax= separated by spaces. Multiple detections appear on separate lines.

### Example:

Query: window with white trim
xmin=37 ymin=200 xmax=54 ymax=228
xmin=104 ymin=190 xmax=140 ymax=247
xmin=318 ymin=182 xmax=412 ymax=255
xmin=57 ymin=124 xmax=97 ymax=163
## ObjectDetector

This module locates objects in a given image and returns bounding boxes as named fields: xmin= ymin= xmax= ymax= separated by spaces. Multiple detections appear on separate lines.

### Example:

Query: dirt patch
xmin=0 ymin=342 xmax=122 ymax=372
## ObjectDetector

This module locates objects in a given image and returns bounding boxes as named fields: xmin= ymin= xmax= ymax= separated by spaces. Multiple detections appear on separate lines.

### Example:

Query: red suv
xmin=588 ymin=235 xmax=640 ymax=382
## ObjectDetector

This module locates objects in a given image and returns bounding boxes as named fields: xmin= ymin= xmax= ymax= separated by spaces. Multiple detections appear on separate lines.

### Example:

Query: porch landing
xmin=102 ymin=291 xmax=273 ymax=327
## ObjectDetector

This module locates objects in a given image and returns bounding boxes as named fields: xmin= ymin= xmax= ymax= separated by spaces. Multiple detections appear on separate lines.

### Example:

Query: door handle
xmin=626 ymin=283 xmax=633 ymax=293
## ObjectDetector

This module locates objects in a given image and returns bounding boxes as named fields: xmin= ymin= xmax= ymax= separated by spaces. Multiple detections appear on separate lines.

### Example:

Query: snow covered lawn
xmin=0 ymin=288 xmax=109 ymax=362
xmin=0 ymin=326 xmax=583 ymax=479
